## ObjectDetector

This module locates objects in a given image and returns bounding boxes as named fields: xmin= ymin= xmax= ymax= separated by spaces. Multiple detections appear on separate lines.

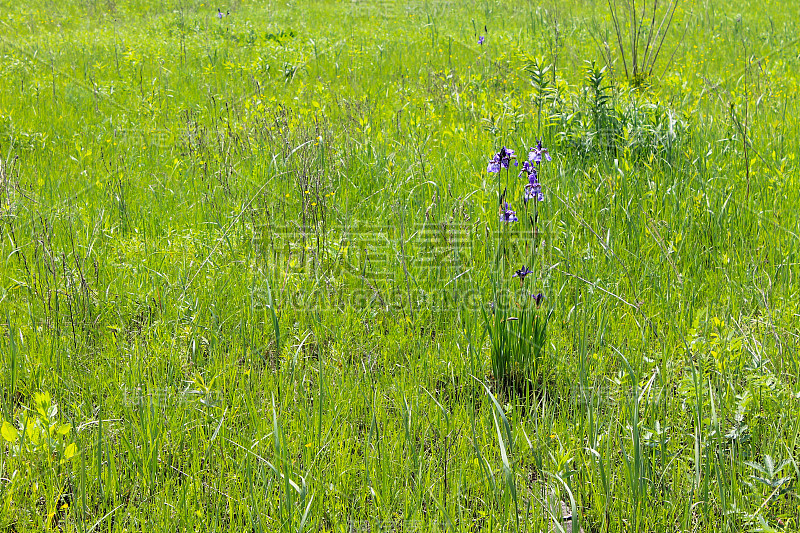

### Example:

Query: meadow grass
xmin=1 ymin=0 xmax=800 ymax=531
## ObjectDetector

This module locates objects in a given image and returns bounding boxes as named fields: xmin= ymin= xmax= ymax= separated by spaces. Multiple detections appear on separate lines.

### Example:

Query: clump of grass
xmin=482 ymin=142 xmax=553 ymax=394
xmin=606 ymin=0 xmax=682 ymax=87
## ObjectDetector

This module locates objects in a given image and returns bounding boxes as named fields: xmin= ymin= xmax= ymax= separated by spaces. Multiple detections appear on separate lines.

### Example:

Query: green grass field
xmin=1 ymin=0 xmax=800 ymax=531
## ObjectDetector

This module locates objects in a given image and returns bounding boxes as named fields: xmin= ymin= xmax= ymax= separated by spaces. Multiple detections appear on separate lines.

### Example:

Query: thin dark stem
xmin=639 ymin=0 xmax=649 ymax=72
xmin=608 ymin=0 xmax=629 ymax=80
xmin=742 ymin=42 xmax=751 ymax=202
xmin=657 ymin=12 xmax=688 ymax=80
xmin=648 ymin=0 xmax=679 ymax=77
xmin=631 ymin=0 xmax=638 ymax=79
xmin=642 ymin=0 xmax=659 ymax=70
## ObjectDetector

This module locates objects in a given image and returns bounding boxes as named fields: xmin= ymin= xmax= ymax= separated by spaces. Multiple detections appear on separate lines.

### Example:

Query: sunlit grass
xmin=1 ymin=0 xmax=799 ymax=531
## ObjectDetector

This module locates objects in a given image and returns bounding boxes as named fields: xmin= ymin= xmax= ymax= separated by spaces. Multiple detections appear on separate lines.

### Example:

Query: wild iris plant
xmin=484 ymin=141 xmax=552 ymax=390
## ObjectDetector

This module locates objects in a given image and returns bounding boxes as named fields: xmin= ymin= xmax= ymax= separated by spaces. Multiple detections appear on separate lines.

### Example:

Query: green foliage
xmin=0 ymin=0 xmax=799 ymax=531
xmin=1 ymin=392 xmax=78 ymax=529
xmin=483 ymin=287 xmax=552 ymax=388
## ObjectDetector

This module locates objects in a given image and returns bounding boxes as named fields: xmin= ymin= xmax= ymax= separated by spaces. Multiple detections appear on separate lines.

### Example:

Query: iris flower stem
xmin=533 ymin=201 xmax=539 ymax=285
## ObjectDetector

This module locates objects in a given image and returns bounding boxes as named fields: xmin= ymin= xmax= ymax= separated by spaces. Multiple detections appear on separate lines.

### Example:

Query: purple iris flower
xmin=519 ymin=161 xmax=543 ymax=202
xmin=487 ymin=147 xmax=517 ymax=173
xmin=532 ymin=293 xmax=544 ymax=307
xmin=519 ymin=160 xmax=537 ymax=179
xmin=478 ymin=36 xmax=485 ymax=45
xmin=499 ymin=202 xmax=518 ymax=223
xmin=529 ymin=140 xmax=551 ymax=164
xmin=513 ymin=266 xmax=534 ymax=282
xmin=524 ymin=182 xmax=543 ymax=203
